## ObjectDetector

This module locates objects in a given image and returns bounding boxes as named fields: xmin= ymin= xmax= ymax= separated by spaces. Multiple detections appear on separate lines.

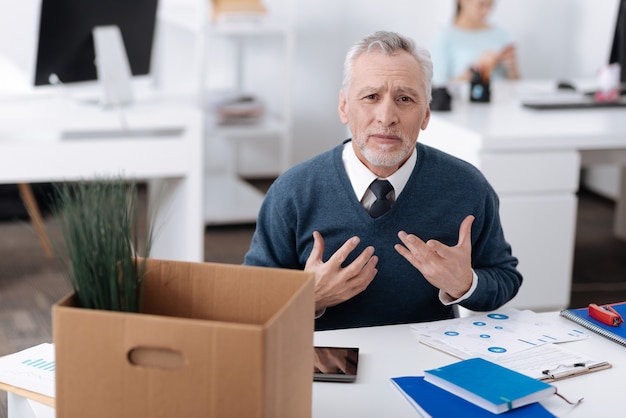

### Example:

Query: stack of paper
xmin=411 ymin=308 xmax=609 ymax=380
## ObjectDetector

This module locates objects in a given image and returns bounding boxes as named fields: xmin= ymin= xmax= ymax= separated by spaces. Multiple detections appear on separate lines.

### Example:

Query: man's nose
xmin=376 ymin=97 xmax=399 ymax=126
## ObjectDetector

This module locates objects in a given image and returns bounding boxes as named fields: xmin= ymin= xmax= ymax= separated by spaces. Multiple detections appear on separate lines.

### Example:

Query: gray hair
xmin=342 ymin=31 xmax=433 ymax=103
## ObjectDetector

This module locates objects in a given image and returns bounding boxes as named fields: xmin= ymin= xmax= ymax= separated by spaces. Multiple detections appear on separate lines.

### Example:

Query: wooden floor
xmin=1 ymin=183 xmax=625 ymax=416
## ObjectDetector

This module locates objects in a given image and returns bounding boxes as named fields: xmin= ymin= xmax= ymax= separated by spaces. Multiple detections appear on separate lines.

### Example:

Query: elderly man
xmin=244 ymin=31 xmax=522 ymax=330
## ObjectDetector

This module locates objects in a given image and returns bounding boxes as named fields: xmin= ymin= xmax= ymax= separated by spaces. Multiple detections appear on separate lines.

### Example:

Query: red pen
xmin=588 ymin=303 xmax=624 ymax=327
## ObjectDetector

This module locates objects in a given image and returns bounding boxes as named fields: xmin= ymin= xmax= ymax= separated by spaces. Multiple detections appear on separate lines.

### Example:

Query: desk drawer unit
xmin=479 ymin=151 xmax=580 ymax=195
xmin=479 ymin=151 xmax=580 ymax=312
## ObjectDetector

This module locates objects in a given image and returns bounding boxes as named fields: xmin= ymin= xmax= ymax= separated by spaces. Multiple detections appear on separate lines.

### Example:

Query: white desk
xmin=313 ymin=313 xmax=626 ymax=417
xmin=419 ymin=80 xmax=626 ymax=312
xmin=3 ymin=313 xmax=624 ymax=417
xmin=0 ymin=91 xmax=204 ymax=262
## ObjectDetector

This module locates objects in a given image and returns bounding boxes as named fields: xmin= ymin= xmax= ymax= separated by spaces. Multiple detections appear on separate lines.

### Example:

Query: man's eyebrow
xmin=354 ymin=86 xmax=420 ymax=96
xmin=395 ymin=86 xmax=420 ymax=97
xmin=354 ymin=86 xmax=382 ymax=96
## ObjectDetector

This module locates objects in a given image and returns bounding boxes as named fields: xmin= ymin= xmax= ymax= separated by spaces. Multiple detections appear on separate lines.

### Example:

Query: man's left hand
xmin=394 ymin=215 xmax=474 ymax=299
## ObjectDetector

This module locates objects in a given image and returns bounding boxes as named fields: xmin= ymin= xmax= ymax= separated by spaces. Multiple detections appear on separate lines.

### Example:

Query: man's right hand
xmin=305 ymin=231 xmax=378 ymax=313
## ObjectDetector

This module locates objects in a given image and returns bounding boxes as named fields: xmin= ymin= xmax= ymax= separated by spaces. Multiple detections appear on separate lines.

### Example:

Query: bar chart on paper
xmin=21 ymin=358 xmax=55 ymax=372
xmin=0 ymin=343 xmax=55 ymax=397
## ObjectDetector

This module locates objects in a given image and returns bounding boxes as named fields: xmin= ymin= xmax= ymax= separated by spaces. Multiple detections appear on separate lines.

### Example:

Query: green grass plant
xmin=51 ymin=178 xmax=154 ymax=312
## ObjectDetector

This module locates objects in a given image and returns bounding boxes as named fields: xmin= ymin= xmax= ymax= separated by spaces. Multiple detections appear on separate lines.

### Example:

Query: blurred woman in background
xmin=431 ymin=0 xmax=520 ymax=86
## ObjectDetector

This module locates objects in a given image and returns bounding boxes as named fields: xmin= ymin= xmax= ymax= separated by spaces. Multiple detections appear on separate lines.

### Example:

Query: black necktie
xmin=368 ymin=179 xmax=393 ymax=218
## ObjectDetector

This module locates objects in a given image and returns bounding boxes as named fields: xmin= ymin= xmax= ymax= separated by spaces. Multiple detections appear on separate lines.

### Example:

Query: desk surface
xmin=313 ymin=312 xmax=626 ymax=417
xmin=0 ymin=91 xmax=205 ymax=262
xmin=423 ymin=80 xmax=626 ymax=153
xmin=3 ymin=312 xmax=625 ymax=417
xmin=0 ymin=92 xmax=201 ymax=184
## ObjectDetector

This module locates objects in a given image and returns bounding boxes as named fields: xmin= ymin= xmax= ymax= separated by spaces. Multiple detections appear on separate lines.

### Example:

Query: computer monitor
xmin=609 ymin=0 xmax=626 ymax=85
xmin=34 ymin=0 xmax=159 ymax=87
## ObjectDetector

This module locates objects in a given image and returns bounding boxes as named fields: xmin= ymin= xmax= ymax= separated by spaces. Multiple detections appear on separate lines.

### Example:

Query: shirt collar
xmin=342 ymin=141 xmax=416 ymax=201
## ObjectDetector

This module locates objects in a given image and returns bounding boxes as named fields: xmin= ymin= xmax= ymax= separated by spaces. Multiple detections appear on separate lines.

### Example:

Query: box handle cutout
xmin=127 ymin=347 xmax=184 ymax=370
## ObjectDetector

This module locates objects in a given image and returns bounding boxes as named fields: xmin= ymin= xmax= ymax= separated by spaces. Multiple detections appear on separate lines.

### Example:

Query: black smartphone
xmin=313 ymin=346 xmax=359 ymax=382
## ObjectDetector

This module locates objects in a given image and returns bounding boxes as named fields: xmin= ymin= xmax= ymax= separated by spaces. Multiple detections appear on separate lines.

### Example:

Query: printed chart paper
xmin=410 ymin=309 xmax=607 ymax=379
xmin=0 ymin=343 xmax=55 ymax=397
xmin=411 ymin=308 xmax=588 ymax=360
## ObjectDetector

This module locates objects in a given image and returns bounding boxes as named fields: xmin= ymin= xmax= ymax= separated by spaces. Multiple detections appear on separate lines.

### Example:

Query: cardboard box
xmin=53 ymin=259 xmax=315 ymax=418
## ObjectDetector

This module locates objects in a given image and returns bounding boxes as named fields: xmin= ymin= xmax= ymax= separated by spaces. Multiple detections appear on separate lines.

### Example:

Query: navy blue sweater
xmin=244 ymin=141 xmax=522 ymax=330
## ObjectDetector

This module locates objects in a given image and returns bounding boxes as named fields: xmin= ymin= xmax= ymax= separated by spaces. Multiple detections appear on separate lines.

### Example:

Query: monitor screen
xmin=34 ymin=0 xmax=159 ymax=86
xmin=610 ymin=0 xmax=626 ymax=83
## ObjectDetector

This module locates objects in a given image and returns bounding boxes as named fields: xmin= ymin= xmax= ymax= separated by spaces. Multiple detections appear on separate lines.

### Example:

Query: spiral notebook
xmin=560 ymin=302 xmax=626 ymax=347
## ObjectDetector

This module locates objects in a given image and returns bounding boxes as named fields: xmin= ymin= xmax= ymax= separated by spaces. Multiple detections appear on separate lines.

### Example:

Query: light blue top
xmin=431 ymin=25 xmax=512 ymax=86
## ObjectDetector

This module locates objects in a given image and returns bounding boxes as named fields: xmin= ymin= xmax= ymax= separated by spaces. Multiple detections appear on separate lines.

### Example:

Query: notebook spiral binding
xmin=560 ymin=309 xmax=626 ymax=347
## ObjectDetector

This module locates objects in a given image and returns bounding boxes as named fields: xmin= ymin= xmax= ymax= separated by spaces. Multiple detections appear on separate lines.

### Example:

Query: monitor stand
xmin=92 ymin=25 xmax=133 ymax=108
xmin=58 ymin=25 xmax=185 ymax=140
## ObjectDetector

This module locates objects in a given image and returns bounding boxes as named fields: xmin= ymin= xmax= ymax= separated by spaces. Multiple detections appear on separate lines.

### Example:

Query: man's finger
xmin=344 ymin=246 xmax=376 ymax=276
xmin=397 ymin=230 xmax=427 ymax=253
xmin=457 ymin=215 xmax=475 ymax=248
xmin=306 ymin=231 xmax=325 ymax=268
xmin=328 ymin=236 xmax=360 ymax=265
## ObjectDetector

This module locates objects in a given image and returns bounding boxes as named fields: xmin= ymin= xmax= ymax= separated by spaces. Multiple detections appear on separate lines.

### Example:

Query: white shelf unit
xmin=201 ymin=19 xmax=294 ymax=224
xmin=158 ymin=1 xmax=294 ymax=224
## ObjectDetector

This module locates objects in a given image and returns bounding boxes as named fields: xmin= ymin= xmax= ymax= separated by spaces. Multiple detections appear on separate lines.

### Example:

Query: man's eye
xmin=399 ymin=96 xmax=414 ymax=102
xmin=364 ymin=94 xmax=377 ymax=100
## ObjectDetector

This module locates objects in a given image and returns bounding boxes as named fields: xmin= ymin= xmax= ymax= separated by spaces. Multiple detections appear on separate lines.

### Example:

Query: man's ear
xmin=338 ymin=89 xmax=349 ymax=125
xmin=421 ymin=107 xmax=431 ymax=131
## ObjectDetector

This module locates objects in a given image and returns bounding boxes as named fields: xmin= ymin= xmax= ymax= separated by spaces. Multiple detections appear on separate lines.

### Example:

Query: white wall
xmin=1 ymin=0 xmax=621 ymax=173
xmin=288 ymin=0 xmax=453 ymax=164
xmin=0 ymin=0 xmax=41 ymax=92
xmin=286 ymin=0 xmax=620 ymax=166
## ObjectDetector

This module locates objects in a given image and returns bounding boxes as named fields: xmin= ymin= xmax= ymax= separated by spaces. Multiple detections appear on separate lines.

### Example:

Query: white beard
xmin=357 ymin=138 xmax=414 ymax=168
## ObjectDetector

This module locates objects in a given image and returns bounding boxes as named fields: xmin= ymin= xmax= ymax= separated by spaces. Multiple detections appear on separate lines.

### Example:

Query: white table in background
xmin=0 ymin=90 xmax=204 ymax=262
